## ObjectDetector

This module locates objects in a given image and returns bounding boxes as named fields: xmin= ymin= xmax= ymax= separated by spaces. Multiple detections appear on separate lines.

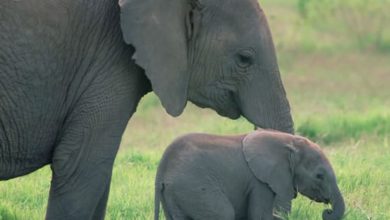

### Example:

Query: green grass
xmin=297 ymin=111 xmax=390 ymax=144
xmin=2 ymin=136 xmax=389 ymax=220
xmin=1 ymin=0 xmax=390 ymax=219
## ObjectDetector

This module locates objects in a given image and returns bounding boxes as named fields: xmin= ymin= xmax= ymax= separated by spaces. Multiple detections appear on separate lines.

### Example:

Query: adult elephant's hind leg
xmin=45 ymin=84 xmax=134 ymax=220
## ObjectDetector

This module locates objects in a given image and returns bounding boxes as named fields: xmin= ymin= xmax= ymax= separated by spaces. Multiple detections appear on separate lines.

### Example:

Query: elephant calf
xmin=154 ymin=130 xmax=345 ymax=220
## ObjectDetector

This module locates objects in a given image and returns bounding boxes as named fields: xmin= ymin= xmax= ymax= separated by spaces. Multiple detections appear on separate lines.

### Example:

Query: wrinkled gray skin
xmin=0 ymin=0 xmax=293 ymax=219
xmin=155 ymin=130 xmax=345 ymax=220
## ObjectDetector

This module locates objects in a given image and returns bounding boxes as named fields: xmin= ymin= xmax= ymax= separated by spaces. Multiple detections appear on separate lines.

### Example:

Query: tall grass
xmin=297 ymin=111 xmax=390 ymax=144
xmin=297 ymin=0 xmax=390 ymax=52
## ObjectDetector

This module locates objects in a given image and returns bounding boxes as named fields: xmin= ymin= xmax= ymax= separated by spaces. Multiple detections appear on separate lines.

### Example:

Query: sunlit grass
xmin=297 ymin=111 xmax=390 ymax=144
xmin=0 ymin=168 xmax=50 ymax=220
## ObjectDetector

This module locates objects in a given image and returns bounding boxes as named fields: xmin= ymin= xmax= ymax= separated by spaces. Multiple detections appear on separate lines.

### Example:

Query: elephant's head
xmin=292 ymin=137 xmax=345 ymax=220
xmin=243 ymin=130 xmax=345 ymax=220
xmin=119 ymin=0 xmax=294 ymax=133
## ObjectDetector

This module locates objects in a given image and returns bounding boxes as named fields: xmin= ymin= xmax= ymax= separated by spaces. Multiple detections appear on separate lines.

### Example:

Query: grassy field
xmin=1 ymin=1 xmax=389 ymax=220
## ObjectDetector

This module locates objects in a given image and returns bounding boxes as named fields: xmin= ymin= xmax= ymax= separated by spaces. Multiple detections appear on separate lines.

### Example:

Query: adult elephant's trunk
xmin=238 ymin=68 xmax=294 ymax=134
xmin=237 ymin=10 xmax=294 ymax=134
xmin=322 ymin=183 xmax=345 ymax=220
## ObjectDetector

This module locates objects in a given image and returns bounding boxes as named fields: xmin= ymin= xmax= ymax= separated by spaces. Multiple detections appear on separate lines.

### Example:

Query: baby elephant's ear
xmin=242 ymin=131 xmax=297 ymax=211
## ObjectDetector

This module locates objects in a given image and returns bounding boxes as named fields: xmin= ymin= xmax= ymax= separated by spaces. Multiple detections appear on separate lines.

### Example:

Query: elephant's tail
xmin=154 ymin=182 xmax=163 ymax=220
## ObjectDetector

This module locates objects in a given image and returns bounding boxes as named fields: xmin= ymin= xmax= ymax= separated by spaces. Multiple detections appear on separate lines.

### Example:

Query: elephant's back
xmin=0 ymin=0 xmax=126 ymax=79
xmin=167 ymin=133 xmax=246 ymax=152
xmin=157 ymin=133 xmax=247 ymax=183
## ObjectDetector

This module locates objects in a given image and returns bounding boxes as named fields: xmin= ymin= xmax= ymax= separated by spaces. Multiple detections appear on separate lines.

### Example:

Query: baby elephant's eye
xmin=316 ymin=173 xmax=324 ymax=180
xmin=238 ymin=54 xmax=252 ymax=65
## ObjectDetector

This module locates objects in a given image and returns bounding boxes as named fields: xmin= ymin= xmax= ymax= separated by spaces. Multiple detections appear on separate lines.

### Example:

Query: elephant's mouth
xmin=302 ymin=189 xmax=330 ymax=204
xmin=188 ymin=90 xmax=242 ymax=119
xmin=215 ymin=91 xmax=242 ymax=119
xmin=307 ymin=194 xmax=331 ymax=204
xmin=316 ymin=197 xmax=330 ymax=204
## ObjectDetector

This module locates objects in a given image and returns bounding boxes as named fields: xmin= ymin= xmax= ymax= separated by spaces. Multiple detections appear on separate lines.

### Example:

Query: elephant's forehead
xmin=203 ymin=0 xmax=261 ymax=19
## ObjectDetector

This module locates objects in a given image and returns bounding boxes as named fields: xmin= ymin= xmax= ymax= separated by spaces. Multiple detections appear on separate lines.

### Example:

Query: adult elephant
xmin=0 ymin=0 xmax=294 ymax=219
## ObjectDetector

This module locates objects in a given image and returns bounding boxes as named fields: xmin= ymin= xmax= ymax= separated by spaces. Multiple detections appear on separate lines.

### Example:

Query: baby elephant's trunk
xmin=322 ymin=183 xmax=345 ymax=220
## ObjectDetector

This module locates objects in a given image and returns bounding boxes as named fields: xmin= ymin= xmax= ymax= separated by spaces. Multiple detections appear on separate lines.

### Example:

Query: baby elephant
xmin=154 ymin=130 xmax=345 ymax=220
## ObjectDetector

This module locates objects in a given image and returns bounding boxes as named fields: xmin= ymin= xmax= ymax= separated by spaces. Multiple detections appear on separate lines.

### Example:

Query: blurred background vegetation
xmin=1 ymin=0 xmax=389 ymax=219
xmin=298 ymin=0 xmax=390 ymax=52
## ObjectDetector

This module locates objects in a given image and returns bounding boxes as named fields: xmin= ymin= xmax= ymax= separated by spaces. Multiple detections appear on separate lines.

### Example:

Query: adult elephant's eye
xmin=236 ymin=50 xmax=254 ymax=68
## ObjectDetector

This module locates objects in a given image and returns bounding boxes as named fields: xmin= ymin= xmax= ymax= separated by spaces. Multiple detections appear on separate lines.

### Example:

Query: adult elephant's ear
xmin=119 ymin=0 xmax=191 ymax=116
xmin=242 ymin=130 xmax=298 ymax=211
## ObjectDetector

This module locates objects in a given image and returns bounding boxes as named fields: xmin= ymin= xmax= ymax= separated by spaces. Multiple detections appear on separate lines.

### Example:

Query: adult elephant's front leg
xmin=48 ymin=141 xmax=116 ymax=219
xmin=45 ymin=84 xmax=135 ymax=220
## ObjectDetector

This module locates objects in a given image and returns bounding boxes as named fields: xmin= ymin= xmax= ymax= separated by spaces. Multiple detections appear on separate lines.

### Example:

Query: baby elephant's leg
xmin=161 ymin=185 xmax=192 ymax=220
xmin=171 ymin=186 xmax=235 ymax=220
xmin=248 ymin=185 xmax=275 ymax=220
xmin=192 ymin=193 xmax=235 ymax=220
xmin=162 ymin=196 xmax=190 ymax=220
